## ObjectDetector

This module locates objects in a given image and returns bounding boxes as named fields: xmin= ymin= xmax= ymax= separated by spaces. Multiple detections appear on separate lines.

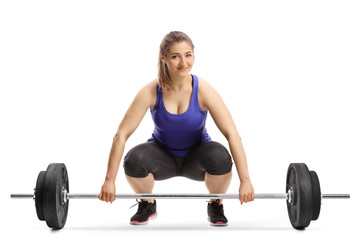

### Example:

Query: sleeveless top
xmin=148 ymin=74 xmax=212 ymax=156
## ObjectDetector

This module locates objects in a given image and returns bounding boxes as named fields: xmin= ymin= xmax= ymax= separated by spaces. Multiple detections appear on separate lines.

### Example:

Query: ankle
xmin=142 ymin=199 xmax=155 ymax=204
xmin=210 ymin=199 xmax=222 ymax=204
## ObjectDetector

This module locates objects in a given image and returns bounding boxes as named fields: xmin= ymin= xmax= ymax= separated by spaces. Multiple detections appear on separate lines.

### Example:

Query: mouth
xmin=177 ymin=67 xmax=188 ymax=71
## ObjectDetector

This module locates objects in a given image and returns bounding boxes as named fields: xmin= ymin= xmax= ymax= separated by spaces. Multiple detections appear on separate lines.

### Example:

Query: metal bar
xmin=10 ymin=193 xmax=286 ymax=199
xmin=68 ymin=193 xmax=287 ymax=199
xmin=67 ymin=193 xmax=288 ymax=199
xmin=11 ymin=193 xmax=351 ymax=199
xmin=322 ymin=194 xmax=350 ymax=199
xmin=10 ymin=194 xmax=34 ymax=198
xmin=69 ymin=193 xmax=286 ymax=199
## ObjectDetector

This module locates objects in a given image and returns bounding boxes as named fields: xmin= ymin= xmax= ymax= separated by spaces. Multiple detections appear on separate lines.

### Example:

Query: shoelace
xmin=130 ymin=199 xmax=142 ymax=209
xmin=208 ymin=200 xmax=225 ymax=217
xmin=130 ymin=199 xmax=153 ymax=216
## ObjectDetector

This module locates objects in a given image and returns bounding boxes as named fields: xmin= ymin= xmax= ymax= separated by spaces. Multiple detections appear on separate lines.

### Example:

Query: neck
xmin=169 ymin=74 xmax=192 ymax=91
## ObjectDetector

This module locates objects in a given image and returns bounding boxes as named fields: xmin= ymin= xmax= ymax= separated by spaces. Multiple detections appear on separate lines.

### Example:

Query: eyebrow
xmin=170 ymin=51 xmax=193 ymax=55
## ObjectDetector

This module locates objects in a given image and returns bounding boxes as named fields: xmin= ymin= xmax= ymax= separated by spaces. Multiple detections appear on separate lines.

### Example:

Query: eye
xmin=186 ymin=54 xmax=192 ymax=58
xmin=171 ymin=55 xmax=179 ymax=59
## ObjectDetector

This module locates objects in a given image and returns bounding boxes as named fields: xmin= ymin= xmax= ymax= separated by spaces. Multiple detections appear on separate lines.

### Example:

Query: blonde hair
xmin=158 ymin=31 xmax=195 ymax=92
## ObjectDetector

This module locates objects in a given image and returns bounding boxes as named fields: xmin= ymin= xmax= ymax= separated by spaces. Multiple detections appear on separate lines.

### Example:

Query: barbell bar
xmin=10 ymin=162 xmax=350 ymax=230
xmin=11 ymin=192 xmax=350 ymax=200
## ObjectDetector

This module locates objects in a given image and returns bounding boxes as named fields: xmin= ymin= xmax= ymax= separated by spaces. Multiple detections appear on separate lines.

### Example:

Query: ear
xmin=160 ymin=55 xmax=165 ymax=63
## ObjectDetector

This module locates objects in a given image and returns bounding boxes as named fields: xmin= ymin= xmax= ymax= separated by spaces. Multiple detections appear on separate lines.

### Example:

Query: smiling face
xmin=161 ymin=41 xmax=194 ymax=79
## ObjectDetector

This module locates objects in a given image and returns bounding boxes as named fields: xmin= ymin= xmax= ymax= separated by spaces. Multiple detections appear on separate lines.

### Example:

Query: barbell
xmin=10 ymin=162 xmax=350 ymax=230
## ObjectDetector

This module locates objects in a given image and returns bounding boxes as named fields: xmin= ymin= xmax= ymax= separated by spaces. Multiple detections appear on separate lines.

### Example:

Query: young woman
xmin=99 ymin=31 xmax=254 ymax=226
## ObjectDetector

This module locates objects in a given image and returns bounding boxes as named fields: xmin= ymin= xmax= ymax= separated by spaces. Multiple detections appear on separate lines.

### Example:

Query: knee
xmin=123 ymin=145 xmax=149 ymax=178
xmin=203 ymin=142 xmax=233 ymax=174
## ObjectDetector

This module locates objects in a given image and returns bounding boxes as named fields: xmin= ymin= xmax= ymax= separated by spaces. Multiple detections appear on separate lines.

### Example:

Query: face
xmin=162 ymin=41 xmax=194 ymax=78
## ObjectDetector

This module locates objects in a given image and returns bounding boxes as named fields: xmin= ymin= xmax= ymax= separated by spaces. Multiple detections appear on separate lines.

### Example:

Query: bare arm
xmin=99 ymin=80 xmax=156 ymax=202
xmin=199 ymin=78 xmax=254 ymax=204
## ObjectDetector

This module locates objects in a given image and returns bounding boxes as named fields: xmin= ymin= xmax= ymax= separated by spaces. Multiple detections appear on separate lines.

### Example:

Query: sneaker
xmin=207 ymin=199 xmax=228 ymax=226
xmin=130 ymin=200 xmax=157 ymax=225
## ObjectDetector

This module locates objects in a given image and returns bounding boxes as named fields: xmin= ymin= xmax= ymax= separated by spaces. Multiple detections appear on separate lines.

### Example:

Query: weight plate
xmin=43 ymin=163 xmax=69 ymax=229
xmin=286 ymin=163 xmax=313 ymax=229
xmin=35 ymin=171 xmax=46 ymax=221
xmin=310 ymin=171 xmax=321 ymax=220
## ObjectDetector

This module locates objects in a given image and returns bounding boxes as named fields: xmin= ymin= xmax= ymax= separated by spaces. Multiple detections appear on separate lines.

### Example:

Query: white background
xmin=1 ymin=0 xmax=359 ymax=239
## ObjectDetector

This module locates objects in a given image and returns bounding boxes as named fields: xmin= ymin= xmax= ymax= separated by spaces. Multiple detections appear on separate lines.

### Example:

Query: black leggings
xmin=123 ymin=141 xmax=233 ymax=181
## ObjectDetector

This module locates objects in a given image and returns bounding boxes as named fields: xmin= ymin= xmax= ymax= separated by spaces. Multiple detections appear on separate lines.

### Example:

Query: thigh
xmin=181 ymin=141 xmax=233 ymax=181
xmin=123 ymin=141 xmax=178 ymax=180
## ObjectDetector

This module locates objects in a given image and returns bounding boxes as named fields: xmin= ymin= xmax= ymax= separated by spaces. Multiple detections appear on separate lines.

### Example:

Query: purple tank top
xmin=148 ymin=74 xmax=212 ymax=156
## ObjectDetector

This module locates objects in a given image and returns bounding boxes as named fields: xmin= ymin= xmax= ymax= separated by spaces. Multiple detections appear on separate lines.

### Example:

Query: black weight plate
xmin=310 ymin=171 xmax=321 ymax=220
xmin=43 ymin=163 xmax=69 ymax=229
xmin=35 ymin=171 xmax=46 ymax=221
xmin=286 ymin=163 xmax=313 ymax=229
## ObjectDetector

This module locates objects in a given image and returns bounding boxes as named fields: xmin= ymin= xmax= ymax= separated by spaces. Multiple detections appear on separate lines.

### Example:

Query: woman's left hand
xmin=239 ymin=180 xmax=254 ymax=204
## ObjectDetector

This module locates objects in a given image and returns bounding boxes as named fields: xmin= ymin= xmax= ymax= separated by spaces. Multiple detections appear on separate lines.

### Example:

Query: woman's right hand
xmin=99 ymin=180 xmax=116 ymax=203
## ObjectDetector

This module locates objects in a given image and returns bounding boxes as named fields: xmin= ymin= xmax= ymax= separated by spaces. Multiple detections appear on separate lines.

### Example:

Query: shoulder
xmin=138 ymin=79 xmax=158 ymax=108
xmin=141 ymin=79 xmax=158 ymax=94
xmin=198 ymin=76 xmax=219 ymax=99
xmin=197 ymin=76 xmax=221 ymax=110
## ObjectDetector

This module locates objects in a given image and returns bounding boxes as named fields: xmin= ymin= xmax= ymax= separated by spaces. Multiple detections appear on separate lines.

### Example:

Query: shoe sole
xmin=208 ymin=216 xmax=228 ymax=226
xmin=130 ymin=212 xmax=158 ymax=225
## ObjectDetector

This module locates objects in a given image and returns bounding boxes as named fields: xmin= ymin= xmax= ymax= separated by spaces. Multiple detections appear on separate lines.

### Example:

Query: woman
xmin=99 ymin=31 xmax=254 ymax=226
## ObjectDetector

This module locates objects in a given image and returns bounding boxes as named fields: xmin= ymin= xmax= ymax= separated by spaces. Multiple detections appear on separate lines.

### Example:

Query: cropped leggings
xmin=123 ymin=141 xmax=233 ymax=181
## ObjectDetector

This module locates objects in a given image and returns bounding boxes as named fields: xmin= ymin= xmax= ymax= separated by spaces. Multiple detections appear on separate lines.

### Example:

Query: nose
xmin=180 ymin=57 xmax=187 ymax=67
